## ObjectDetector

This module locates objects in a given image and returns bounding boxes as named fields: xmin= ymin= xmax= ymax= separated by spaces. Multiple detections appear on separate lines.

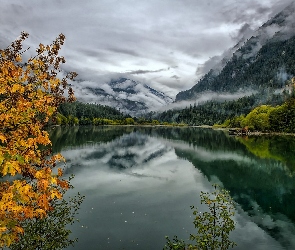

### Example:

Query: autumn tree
xmin=9 ymin=177 xmax=85 ymax=250
xmin=0 ymin=32 xmax=77 ymax=247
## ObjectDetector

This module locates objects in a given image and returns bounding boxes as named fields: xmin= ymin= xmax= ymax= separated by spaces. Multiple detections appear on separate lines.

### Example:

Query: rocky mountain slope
xmin=176 ymin=2 xmax=295 ymax=102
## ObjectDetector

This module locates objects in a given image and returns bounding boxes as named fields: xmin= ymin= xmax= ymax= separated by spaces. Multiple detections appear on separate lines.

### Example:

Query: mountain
xmin=73 ymin=77 xmax=173 ymax=116
xmin=176 ymin=2 xmax=295 ymax=102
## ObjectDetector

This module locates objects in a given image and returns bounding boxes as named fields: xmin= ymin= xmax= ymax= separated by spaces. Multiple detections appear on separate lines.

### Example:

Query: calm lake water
xmin=49 ymin=126 xmax=295 ymax=250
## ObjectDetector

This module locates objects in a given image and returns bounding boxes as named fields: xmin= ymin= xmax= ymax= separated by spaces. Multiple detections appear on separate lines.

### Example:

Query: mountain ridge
xmin=175 ymin=2 xmax=295 ymax=102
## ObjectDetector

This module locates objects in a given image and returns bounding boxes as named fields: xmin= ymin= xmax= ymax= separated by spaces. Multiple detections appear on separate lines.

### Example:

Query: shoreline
xmin=212 ymin=126 xmax=295 ymax=137
xmin=50 ymin=124 xmax=295 ymax=136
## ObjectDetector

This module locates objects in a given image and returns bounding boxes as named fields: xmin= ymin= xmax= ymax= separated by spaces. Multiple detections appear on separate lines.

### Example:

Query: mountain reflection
xmin=50 ymin=126 xmax=295 ymax=249
xmin=50 ymin=126 xmax=171 ymax=173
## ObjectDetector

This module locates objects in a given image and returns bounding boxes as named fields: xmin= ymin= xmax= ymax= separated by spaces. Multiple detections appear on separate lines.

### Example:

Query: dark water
xmin=49 ymin=126 xmax=295 ymax=250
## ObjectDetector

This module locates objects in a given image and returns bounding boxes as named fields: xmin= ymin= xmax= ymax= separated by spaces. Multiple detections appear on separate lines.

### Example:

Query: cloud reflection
xmin=56 ymin=127 xmax=295 ymax=249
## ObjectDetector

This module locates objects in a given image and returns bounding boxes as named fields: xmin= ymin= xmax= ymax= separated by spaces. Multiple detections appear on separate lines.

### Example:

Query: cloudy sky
xmin=1 ymin=0 xmax=293 ymax=97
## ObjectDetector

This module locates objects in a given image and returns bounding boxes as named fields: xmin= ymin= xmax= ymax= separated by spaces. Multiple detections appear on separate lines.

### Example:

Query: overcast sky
xmin=1 ymin=0 xmax=293 ymax=97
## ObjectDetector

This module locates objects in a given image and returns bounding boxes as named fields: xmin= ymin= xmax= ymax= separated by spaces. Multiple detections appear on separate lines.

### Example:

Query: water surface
xmin=49 ymin=126 xmax=295 ymax=250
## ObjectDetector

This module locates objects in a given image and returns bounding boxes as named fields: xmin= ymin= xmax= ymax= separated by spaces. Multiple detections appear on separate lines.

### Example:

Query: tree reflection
xmin=49 ymin=125 xmax=133 ymax=153
xmin=237 ymin=135 xmax=295 ymax=172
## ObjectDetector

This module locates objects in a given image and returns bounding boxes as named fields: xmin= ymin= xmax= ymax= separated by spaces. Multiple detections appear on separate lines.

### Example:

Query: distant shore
xmin=50 ymin=124 xmax=295 ymax=136
xmin=211 ymin=126 xmax=295 ymax=137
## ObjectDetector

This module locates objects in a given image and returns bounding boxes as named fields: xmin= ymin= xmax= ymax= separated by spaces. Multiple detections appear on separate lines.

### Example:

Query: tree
xmin=125 ymin=117 xmax=135 ymax=125
xmin=152 ymin=119 xmax=160 ymax=125
xmin=0 ymin=32 xmax=77 ymax=247
xmin=164 ymin=185 xmax=236 ymax=250
xmin=241 ymin=105 xmax=274 ymax=131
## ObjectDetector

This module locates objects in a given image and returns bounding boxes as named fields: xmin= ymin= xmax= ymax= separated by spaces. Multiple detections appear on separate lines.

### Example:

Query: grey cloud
xmin=79 ymin=48 xmax=107 ymax=58
xmin=196 ymin=55 xmax=224 ymax=76
xmin=148 ymin=77 xmax=193 ymax=94
xmin=107 ymin=48 xmax=140 ymax=57
xmin=257 ymin=6 xmax=271 ymax=14
xmin=222 ymin=1 xmax=272 ymax=24
xmin=0 ymin=0 xmax=292 ymax=96
xmin=234 ymin=23 xmax=253 ymax=40
xmin=128 ymin=68 xmax=168 ymax=75
xmin=171 ymin=75 xmax=180 ymax=80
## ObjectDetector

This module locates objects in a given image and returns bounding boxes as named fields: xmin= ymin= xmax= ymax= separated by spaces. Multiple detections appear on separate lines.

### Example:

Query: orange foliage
xmin=0 ymin=32 xmax=76 ymax=247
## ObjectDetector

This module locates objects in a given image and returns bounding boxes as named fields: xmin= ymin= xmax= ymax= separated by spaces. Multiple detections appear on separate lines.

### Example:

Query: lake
xmin=49 ymin=126 xmax=295 ymax=250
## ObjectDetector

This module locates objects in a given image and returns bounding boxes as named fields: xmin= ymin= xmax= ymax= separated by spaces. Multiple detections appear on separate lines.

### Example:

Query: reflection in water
xmin=49 ymin=126 xmax=295 ymax=250
xmin=172 ymin=144 xmax=295 ymax=249
xmin=237 ymin=135 xmax=295 ymax=172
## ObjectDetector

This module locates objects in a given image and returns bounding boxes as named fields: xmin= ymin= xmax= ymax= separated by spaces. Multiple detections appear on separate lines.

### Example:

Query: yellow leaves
xmin=57 ymin=179 xmax=69 ymax=190
xmin=0 ymin=233 xmax=13 ymax=247
xmin=37 ymin=179 xmax=49 ymax=190
xmin=34 ymin=209 xmax=46 ymax=218
xmin=11 ymin=180 xmax=37 ymax=205
xmin=23 ymin=150 xmax=40 ymax=164
xmin=36 ymin=169 xmax=59 ymax=187
xmin=0 ymin=155 xmax=4 ymax=166
xmin=10 ymin=69 xmax=21 ymax=78
xmin=0 ymin=134 xmax=6 ymax=143
xmin=37 ymin=194 xmax=50 ymax=211
xmin=26 ymin=138 xmax=35 ymax=148
xmin=52 ymin=153 xmax=65 ymax=162
xmin=38 ymin=72 xmax=48 ymax=82
xmin=15 ymin=55 xmax=22 ymax=63
xmin=0 ymin=33 xmax=77 ymax=247
xmin=35 ymin=170 xmax=44 ymax=179
xmin=11 ymin=83 xmax=24 ymax=94
xmin=1 ymin=65 xmax=8 ymax=76
xmin=13 ymin=226 xmax=24 ymax=234
xmin=57 ymin=168 xmax=63 ymax=177
xmin=36 ymin=134 xmax=51 ymax=146
xmin=2 ymin=161 xmax=21 ymax=176
xmin=50 ymin=189 xmax=62 ymax=200
xmin=49 ymin=77 xmax=60 ymax=88
xmin=38 ymin=43 xmax=45 ymax=53
xmin=51 ymin=176 xmax=57 ymax=185
xmin=0 ymin=81 xmax=6 ymax=94
xmin=23 ymin=208 xmax=34 ymax=219
xmin=0 ymin=192 xmax=13 ymax=204
xmin=0 ymin=113 xmax=12 ymax=122
xmin=0 ymin=227 xmax=7 ymax=234
xmin=19 ymin=183 xmax=32 ymax=197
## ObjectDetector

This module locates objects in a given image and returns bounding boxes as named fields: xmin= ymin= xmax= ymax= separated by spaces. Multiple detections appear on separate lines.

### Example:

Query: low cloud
xmin=154 ymin=90 xmax=257 ymax=112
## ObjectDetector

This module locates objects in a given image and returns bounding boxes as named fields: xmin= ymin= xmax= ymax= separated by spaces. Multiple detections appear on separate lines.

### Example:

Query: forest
xmin=57 ymin=89 xmax=295 ymax=133
xmin=216 ymin=96 xmax=295 ymax=132
xmin=56 ymin=101 xmax=176 ymax=126
xmin=147 ymin=91 xmax=285 ymax=126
